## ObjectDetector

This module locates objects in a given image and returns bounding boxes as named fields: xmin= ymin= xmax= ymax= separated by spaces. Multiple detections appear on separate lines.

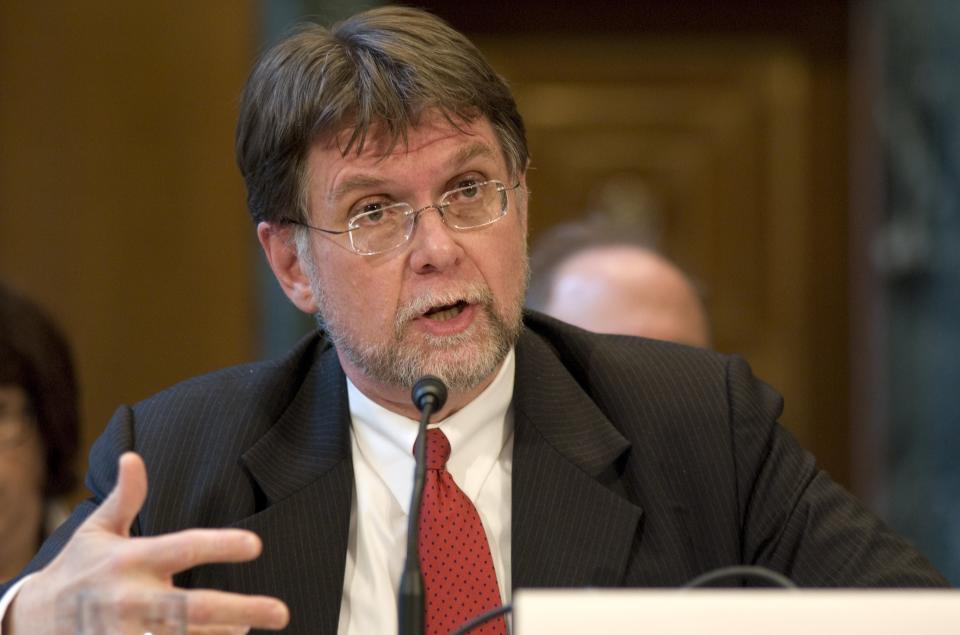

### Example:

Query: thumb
xmin=87 ymin=452 xmax=148 ymax=536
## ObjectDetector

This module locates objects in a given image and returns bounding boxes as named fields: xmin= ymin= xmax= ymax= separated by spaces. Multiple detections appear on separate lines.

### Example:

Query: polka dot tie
xmin=417 ymin=428 xmax=506 ymax=635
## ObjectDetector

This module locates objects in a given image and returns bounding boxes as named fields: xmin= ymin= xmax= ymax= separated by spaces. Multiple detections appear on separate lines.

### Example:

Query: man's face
xmin=300 ymin=113 xmax=528 ymax=394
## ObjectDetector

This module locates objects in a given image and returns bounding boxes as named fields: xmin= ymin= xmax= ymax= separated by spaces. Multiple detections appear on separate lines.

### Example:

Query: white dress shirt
xmin=337 ymin=350 xmax=515 ymax=634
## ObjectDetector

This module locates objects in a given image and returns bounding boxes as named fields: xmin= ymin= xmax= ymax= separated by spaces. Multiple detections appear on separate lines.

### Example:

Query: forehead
xmin=342 ymin=112 xmax=498 ymax=156
xmin=310 ymin=113 xmax=506 ymax=193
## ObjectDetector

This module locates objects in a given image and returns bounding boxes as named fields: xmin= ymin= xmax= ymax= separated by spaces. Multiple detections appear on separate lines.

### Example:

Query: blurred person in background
xmin=527 ymin=212 xmax=710 ymax=347
xmin=0 ymin=283 xmax=79 ymax=582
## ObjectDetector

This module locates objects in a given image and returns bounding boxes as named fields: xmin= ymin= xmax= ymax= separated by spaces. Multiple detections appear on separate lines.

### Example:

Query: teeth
xmin=426 ymin=304 xmax=463 ymax=321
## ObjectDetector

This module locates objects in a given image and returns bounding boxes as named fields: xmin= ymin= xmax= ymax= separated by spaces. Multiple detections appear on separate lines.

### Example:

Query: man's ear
xmin=257 ymin=221 xmax=319 ymax=314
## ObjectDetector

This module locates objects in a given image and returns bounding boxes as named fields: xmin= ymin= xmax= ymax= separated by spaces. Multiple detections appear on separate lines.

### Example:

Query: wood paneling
xmin=478 ymin=34 xmax=849 ymax=483
xmin=0 ymin=2 xmax=257 ymax=495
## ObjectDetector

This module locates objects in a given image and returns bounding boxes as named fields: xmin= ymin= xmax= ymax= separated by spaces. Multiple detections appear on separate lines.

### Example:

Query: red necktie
xmin=417 ymin=428 xmax=506 ymax=635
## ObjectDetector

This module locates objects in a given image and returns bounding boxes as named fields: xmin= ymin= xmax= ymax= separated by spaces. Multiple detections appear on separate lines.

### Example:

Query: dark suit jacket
xmin=7 ymin=313 xmax=947 ymax=633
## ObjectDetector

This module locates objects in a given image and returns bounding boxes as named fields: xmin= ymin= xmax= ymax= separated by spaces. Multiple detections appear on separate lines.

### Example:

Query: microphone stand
xmin=398 ymin=376 xmax=448 ymax=635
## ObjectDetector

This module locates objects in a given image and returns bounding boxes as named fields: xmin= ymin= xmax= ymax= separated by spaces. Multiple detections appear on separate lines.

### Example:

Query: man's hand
xmin=4 ymin=452 xmax=290 ymax=635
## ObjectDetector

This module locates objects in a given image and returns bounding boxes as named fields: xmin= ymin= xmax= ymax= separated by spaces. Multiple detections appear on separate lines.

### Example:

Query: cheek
xmin=488 ymin=232 xmax=528 ymax=296
xmin=25 ymin=442 xmax=45 ymax=491
xmin=0 ymin=443 xmax=45 ymax=503
xmin=317 ymin=252 xmax=402 ymax=328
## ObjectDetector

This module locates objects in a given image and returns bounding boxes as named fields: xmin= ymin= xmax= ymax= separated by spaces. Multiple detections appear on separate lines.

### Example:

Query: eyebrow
xmin=450 ymin=141 xmax=497 ymax=171
xmin=328 ymin=174 xmax=387 ymax=206
xmin=327 ymin=141 xmax=499 ymax=205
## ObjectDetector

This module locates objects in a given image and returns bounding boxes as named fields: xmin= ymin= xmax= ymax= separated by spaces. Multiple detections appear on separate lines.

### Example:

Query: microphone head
xmin=411 ymin=375 xmax=448 ymax=413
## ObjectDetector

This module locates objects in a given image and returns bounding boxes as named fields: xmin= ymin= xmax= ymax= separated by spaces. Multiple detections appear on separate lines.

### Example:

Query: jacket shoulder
xmin=520 ymin=310 xmax=784 ymax=454
xmin=131 ymin=331 xmax=329 ymax=434
xmin=522 ymin=309 xmax=730 ymax=387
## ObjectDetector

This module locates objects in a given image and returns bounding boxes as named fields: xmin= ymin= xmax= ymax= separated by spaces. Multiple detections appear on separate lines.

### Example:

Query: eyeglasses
xmin=0 ymin=405 xmax=34 ymax=450
xmin=285 ymin=179 xmax=521 ymax=256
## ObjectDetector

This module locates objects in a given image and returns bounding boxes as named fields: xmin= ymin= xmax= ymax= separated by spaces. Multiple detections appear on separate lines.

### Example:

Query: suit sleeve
xmin=0 ymin=405 xmax=138 ymax=596
xmin=726 ymin=355 xmax=949 ymax=587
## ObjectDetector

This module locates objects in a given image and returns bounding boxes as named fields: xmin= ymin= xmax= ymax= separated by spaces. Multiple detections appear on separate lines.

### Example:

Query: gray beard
xmin=314 ymin=282 xmax=523 ymax=392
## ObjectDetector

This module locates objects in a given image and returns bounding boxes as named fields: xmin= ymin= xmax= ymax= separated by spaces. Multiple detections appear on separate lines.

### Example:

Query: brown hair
xmin=236 ymin=5 xmax=528 ymax=224
xmin=0 ymin=283 xmax=79 ymax=498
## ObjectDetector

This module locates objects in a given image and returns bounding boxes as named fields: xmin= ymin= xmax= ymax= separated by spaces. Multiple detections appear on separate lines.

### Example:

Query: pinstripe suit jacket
xmin=7 ymin=312 xmax=947 ymax=633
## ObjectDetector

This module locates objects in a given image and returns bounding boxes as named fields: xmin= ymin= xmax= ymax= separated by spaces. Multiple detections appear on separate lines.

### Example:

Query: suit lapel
xmin=230 ymin=340 xmax=353 ymax=635
xmin=511 ymin=330 xmax=644 ymax=590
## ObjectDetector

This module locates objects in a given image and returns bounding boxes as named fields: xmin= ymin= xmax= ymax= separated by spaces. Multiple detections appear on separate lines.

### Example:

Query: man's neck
xmin=336 ymin=353 xmax=503 ymax=421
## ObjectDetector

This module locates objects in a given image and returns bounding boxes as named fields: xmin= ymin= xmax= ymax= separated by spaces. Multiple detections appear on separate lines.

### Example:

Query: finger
xmin=87 ymin=452 xmax=148 ymax=536
xmin=135 ymin=529 xmax=263 ymax=574
xmin=186 ymin=589 xmax=289 ymax=631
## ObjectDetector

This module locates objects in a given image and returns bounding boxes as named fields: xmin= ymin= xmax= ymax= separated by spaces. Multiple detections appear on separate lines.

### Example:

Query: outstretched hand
xmin=5 ymin=452 xmax=289 ymax=635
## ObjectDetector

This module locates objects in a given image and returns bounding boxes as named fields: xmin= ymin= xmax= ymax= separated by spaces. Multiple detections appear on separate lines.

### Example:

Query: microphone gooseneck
xmin=683 ymin=565 xmax=797 ymax=589
xmin=398 ymin=375 xmax=449 ymax=635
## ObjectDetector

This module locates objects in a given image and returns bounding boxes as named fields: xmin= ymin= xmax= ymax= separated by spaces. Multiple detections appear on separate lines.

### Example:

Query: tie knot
xmin=424 ymin=428 xmax=451 ymax=470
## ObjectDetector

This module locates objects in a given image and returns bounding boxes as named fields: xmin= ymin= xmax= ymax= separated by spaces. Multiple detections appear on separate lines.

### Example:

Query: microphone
xmin=398 ymin=375 xmax=448 ymax=635
xmin=412 ymin=375 xmax=448 ymax=413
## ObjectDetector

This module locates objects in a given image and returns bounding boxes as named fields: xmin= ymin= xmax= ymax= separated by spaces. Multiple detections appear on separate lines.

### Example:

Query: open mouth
xmin=423 ymin=300 xmax=468 ymax=322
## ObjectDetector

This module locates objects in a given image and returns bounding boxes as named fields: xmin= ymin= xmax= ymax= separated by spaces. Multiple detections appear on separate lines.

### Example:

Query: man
xmin=526 ymin=216 xmax=710 ymax=346
xmin=0 ymin=6 xmax=947 ymax=635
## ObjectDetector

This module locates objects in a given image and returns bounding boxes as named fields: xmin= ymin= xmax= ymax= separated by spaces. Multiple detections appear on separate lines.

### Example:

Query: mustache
xmin=394 ymin=284 xmax=495 ymax=326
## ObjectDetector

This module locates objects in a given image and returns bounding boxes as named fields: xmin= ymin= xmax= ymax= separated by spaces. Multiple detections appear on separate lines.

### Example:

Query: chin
xmin=416 ymin=342 xmax=508 ymax=392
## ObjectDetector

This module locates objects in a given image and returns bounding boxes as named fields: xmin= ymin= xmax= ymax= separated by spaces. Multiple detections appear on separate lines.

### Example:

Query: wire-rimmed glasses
xmin=285 ymin=179 xmax=521 ymax=256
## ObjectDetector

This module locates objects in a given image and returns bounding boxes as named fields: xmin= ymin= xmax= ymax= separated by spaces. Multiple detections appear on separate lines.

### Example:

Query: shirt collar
xmin=347 ymin=349 xmax=516 ymax=514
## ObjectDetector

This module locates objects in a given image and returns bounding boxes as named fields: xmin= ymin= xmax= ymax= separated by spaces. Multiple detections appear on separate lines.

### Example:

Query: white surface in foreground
xmin=515 ymin=589 xmax=960 ymax=634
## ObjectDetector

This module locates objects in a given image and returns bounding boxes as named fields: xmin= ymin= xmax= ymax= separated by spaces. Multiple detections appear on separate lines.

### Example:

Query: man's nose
xmin=408 ymin=206 xmax=461 ymax=272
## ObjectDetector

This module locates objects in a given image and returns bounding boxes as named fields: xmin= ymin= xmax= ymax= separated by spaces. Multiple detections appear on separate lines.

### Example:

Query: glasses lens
xmin=349 ymin=204 xmax=414 ymax=255
xmin=443 ymin=181 xmax=508 ymax=230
